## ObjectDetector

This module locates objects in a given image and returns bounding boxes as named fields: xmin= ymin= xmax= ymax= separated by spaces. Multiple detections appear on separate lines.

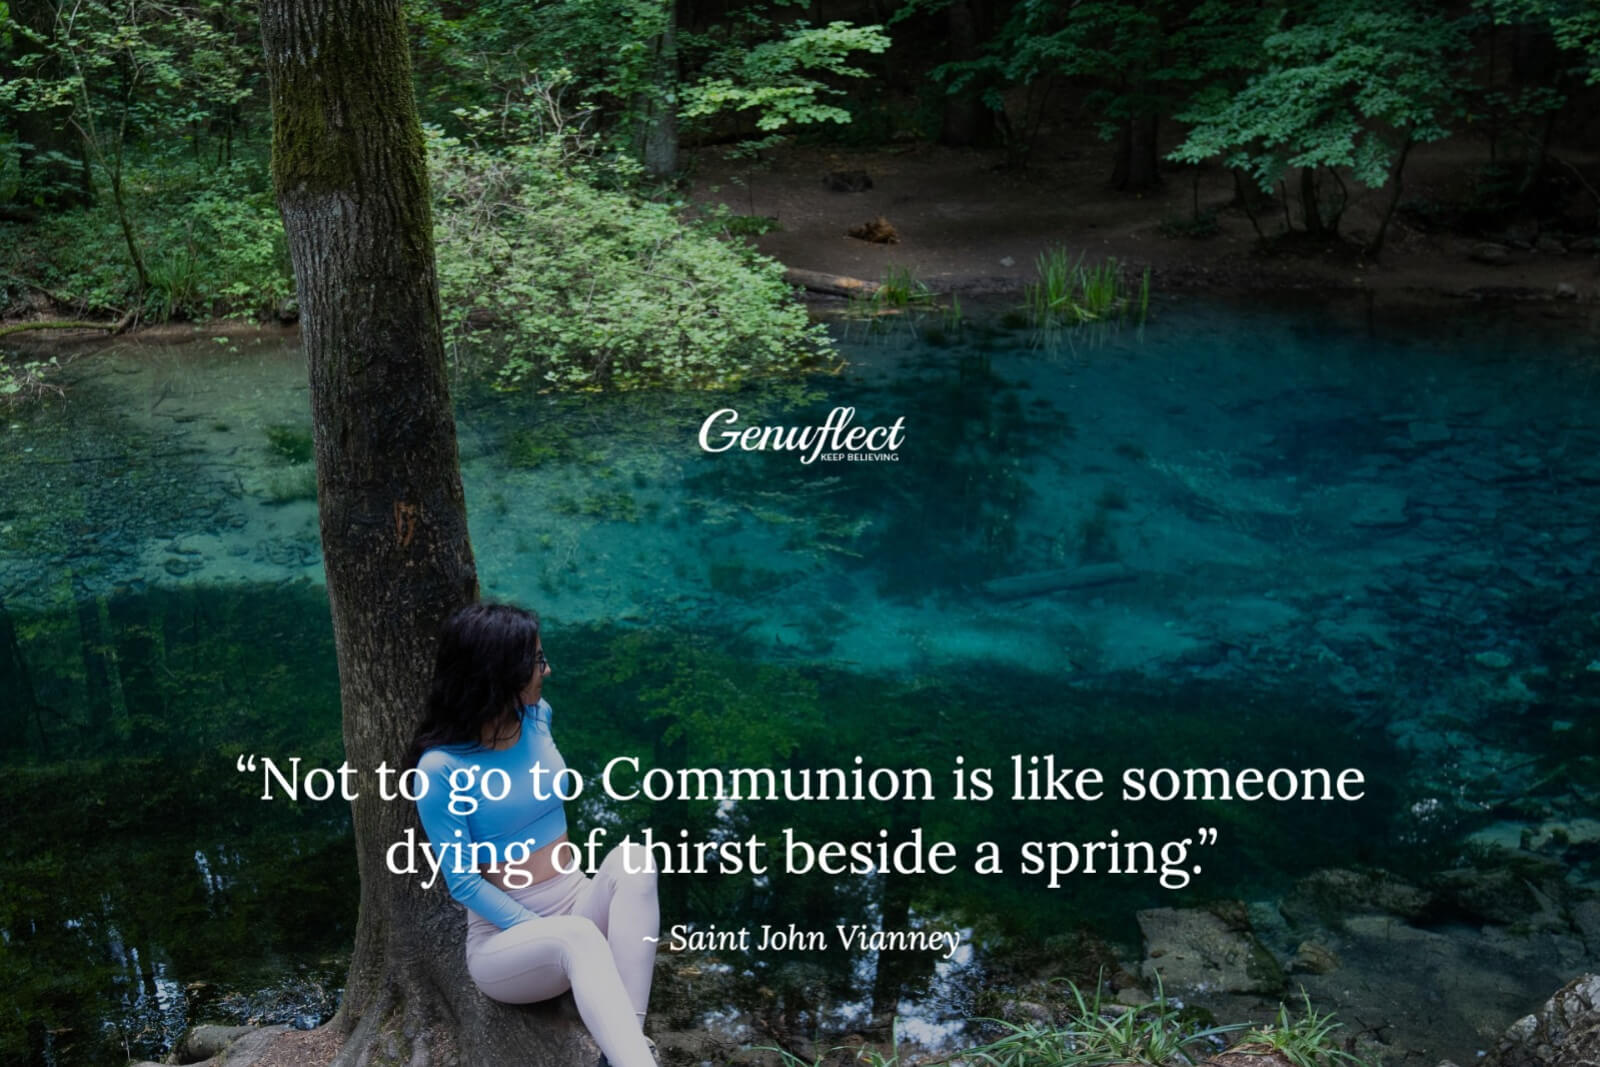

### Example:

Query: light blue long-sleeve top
xmin=414 ymin=699 xmax=570 ymax=929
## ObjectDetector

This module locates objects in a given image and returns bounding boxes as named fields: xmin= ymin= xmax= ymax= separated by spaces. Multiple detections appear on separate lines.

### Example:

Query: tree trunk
xmin=259 ymin=1 xmax=595 ymax=1062
xmin=632 ymin=0 xmax=680 ymax=179
xmin=1110 ymin=113 xmax=1160 ymax=191
xmin=938 ymin=0 xmax=991 ymax=148
xmin=1367 ymin=136 xmax=1415 ymax=258
xmin=1231 ymin=170 xmax=1266 ymax=241
xmin=1299 ymin=166 xmax=1325 ymax=237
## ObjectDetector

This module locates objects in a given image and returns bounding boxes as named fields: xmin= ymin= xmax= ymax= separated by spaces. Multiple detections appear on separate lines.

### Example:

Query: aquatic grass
xmin=1024 ymin=248 xmax=1151 ymax=333
xmin=263 ymin=466 xmax=318 ymax=505
xmin=265 ymin=423 xmax=314 ymax=465
xmin=844 ymin=263 xmax=942 ymax=339
xmin=1233 ymin=991 xmax=1366 ymax=1067
xmin=944 ymin=292 xmax=965 ymax=331
xmin=874 ymin=263 xmax=937 ymax=310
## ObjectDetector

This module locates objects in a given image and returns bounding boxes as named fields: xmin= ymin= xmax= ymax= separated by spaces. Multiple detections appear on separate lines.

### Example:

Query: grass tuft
xmin=964 ymin=975 xmax=1246 ymax=1067
xmin=1233 ymin=990 xmax=1366 ymax=1067
xmin=1024 ymin=248 xmax=1151 ymax=331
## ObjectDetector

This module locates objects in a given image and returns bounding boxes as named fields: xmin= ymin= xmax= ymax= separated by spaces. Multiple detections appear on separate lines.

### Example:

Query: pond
xmin=2 ymin=297 xmax=1598 ymax=1066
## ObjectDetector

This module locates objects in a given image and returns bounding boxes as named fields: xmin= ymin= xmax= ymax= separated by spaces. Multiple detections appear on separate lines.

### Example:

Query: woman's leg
xmin=466 ymin=915 xmax=657 ymax=1067
xmin=571 ymin=844 xmax=659 ymax=1020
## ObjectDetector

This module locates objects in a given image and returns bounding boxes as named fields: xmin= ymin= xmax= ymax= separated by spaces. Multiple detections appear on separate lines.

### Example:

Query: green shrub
xmin=429 ymin=127 xmax=832 ymax=391
xmin=5 ymin=155 xmax=292 ymax=320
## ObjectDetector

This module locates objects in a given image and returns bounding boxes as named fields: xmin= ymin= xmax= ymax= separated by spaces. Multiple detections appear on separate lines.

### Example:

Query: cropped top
xmin=415 ymin=698 xmax=570 ymax=929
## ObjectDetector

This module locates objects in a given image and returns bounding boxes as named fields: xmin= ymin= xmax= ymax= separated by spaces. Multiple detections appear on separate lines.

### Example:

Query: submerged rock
xmin=1409 ymin=421 xmax=1453 ymax=445
xmin=1282 ymin=868 xmax=1434 ymax=927
xmin=1345 ymin=487 xmax=1410 ymax=527
xmin=1289 ymin=940 xmax=1341 ymax=974
xmin=1432 ymin=866 xmax=1565 ymax=928
xmin=1137 ymin=905 xmax=1286 ymax=995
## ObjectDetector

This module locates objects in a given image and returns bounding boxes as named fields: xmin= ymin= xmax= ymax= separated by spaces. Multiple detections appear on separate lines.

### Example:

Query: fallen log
xmin=0 ymin=308 xmax=136 ymax=339
xmin=783 ymin=268 xmax=878 ymax=299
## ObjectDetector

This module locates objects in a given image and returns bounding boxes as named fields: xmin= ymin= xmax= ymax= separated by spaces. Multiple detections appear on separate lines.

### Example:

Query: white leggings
xmin=465 ymin=846 xmax=659 ymax=1067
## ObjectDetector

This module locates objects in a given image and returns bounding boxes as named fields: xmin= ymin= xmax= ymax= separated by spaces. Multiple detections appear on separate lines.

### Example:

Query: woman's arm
xmin=414 ymin=753 xmax=537 ymax=930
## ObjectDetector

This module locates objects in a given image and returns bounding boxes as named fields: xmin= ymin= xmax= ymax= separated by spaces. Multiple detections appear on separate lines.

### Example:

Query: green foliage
xmin=408 ymin=0 xmax=888 ymax=163
xmin=1484 ymin=0 xmax=1600 ymax=85
xmin=681 ymin=20 xmax=891 ymax=133
xmin=1 ymin=0 xmax=260 ymax=292
xmin=0 ymin=355 xmax=61 ymax=403
xmin=3 ymin=156 xmax=291 ymax=319
xmin=926 ymin=1 xmax=1270 ymax=164
xmin=1 ymin=0 xmax=255 ymax=140
xmin=1169 ymin=1 xmax=1472 ymax=203
xmin=429 ymin=116 xmax=832 ymax=390
xmin=720 ymin=213 xmax=782 ymax=237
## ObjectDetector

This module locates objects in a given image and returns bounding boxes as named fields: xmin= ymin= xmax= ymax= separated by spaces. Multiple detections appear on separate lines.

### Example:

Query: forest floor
xmin=689 ymin=128 xmax=1600 ymax=310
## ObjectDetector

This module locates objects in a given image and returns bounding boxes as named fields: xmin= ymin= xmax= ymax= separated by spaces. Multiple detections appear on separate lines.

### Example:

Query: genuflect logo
xmin=697 ymin=407 xmax=906 ymax=465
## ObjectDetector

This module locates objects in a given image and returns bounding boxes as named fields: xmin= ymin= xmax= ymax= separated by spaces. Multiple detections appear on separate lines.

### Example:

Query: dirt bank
xmin=689 ymin=132 xmax=1600 ymax=308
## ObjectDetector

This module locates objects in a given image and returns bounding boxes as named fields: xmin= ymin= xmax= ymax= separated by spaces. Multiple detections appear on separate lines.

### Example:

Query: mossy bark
xmin=259 ymin=2 xmax=595 ymax=1062
xmin=631 ymin=0 xmax=680 ymax=179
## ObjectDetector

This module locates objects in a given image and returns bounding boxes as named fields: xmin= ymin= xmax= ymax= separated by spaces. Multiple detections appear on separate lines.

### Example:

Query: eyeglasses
xmin=534 ymin=649 xmax=551 ymax=673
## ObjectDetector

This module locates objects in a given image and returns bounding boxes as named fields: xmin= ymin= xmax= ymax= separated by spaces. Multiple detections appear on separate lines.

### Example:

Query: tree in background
xmin=2 ymin=0 xmax=91 ymax=211
xmin=925 ymin=0 xmax=1268 ymax=185
xmin=1 ymin=0 xmax=254 ymax=294
xmin=1169 ymin=0 xmax=1472 ymax=254
xmin=1474 ymin=0 xmax=1600 ymax=227
xmin=408 ymin=0 xmax=888 ymax=178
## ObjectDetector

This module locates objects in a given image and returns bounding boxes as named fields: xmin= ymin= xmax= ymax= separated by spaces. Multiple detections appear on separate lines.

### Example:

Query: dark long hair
xmin=404 ymin=602 xmax=539 ymax=770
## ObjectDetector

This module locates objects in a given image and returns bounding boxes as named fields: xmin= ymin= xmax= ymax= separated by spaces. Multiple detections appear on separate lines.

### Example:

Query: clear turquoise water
xmin=2 ymin=298 xmax=1597 ymax=1065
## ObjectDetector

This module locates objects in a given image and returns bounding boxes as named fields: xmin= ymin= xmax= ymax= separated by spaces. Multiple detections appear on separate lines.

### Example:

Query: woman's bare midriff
xmin=482 ymin=833 xmax=570 ymax=890
xmin=475 ymin=715 xmax=566 ymax=890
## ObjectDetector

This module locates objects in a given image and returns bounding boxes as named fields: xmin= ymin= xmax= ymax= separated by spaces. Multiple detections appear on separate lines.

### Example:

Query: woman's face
xmin=518 ymin=637 xmax=550 ymax=706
